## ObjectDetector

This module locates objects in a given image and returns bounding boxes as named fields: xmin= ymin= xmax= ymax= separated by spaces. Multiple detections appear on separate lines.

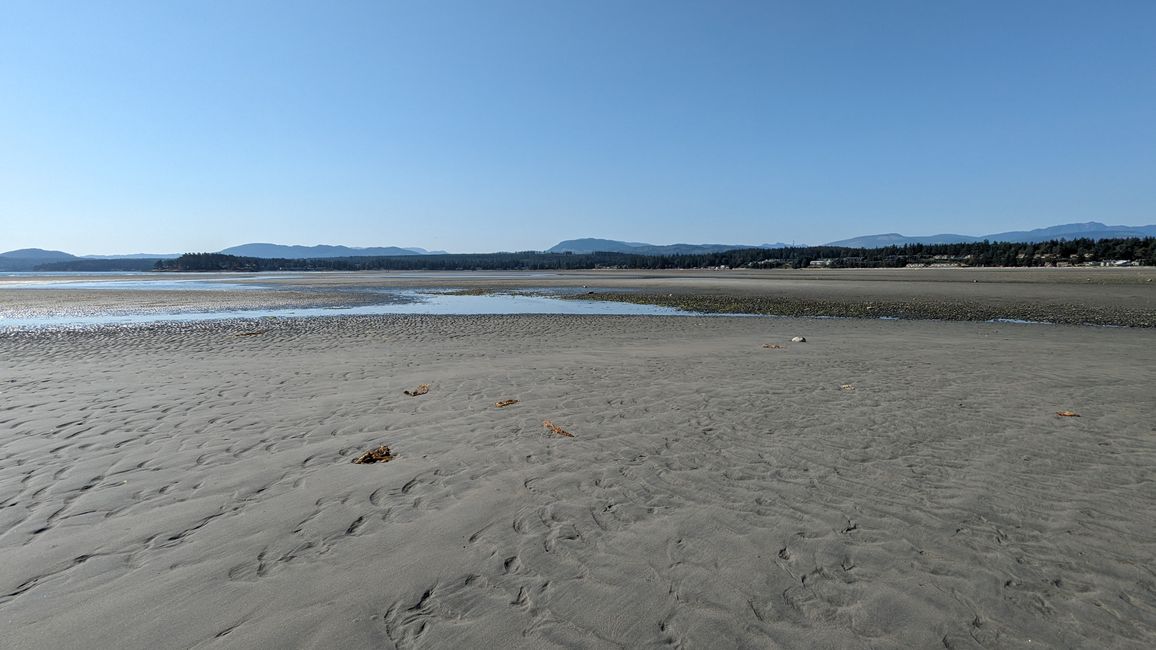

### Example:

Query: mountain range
xmin=3 ymin=222 xmax=1154 ymax=271
xmin=549 ymin=222 xmax=1156 ymax=254
xmin=825 ymin=222 xmax=1156 ymax=248
xmin=0 ymin=244 xmax=446 ymax=271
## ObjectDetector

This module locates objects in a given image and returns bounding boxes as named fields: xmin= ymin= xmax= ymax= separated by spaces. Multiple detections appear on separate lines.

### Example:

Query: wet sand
xmin=3 ymin=267 xmax=1154 ymax=326
xmin=2 ymin=312 xmax=1155 ymax=648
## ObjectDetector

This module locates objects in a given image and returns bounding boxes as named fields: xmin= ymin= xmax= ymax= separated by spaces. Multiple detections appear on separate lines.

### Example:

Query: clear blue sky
xmin=2 ymin=1 xmax=1154 ymax=254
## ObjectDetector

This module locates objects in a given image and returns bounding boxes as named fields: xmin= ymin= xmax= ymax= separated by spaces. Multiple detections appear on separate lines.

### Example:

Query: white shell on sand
xmin=791 ymin=336 xmax=806 ymax=342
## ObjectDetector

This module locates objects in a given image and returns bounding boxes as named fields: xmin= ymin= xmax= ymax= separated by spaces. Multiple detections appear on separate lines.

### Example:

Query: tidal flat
xmin=1 ymin=269 xmax=1154 ymax=648
xmin=3 ymin=266 xmax=1152 ymax=328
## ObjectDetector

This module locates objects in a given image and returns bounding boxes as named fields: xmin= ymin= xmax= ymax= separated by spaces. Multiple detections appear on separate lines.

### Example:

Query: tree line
xmin=150 ymin=237 xmax=1156 ymax=272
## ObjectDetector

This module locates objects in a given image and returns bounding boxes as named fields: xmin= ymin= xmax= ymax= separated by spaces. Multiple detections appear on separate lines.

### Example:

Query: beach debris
xmin=543 ymin=420 xmax=574 ymax=437
xmin=404 ymin=384 xmax=430 ymax=397
xmin=1056 ymin=411 xmax=1080 ymax=417
xmin=791 ymin=336 xmax=807 ymax=343
xmin=495 ymin=399 xmax=519 ymax=408
xmin=763 ymin=344 xmax=785 ymax=349
xmin=235 ymin=330 xmax=267 ymax=337
xmin=840 ymin=384 xmax=855 ymax=391
xmin=352 ymin=445 xmax=394 ymax=464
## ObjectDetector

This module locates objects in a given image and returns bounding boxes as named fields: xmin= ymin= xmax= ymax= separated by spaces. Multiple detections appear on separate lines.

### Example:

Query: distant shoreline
xmin=9 ymin=234 xmax=1152 ymax=273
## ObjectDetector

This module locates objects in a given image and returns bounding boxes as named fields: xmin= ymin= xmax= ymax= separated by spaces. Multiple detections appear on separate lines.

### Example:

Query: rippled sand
xmin=2 ymin=314 xmax=1154 ymax=647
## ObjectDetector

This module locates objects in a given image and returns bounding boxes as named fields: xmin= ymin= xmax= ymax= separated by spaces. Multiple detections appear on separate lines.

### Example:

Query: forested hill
xmin=152 ymin=237 xmax=1156 ymax=272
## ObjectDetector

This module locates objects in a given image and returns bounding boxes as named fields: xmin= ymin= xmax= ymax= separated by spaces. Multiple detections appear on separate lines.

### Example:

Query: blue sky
xmin=2 ymin=0 xmax=1154 ymax=254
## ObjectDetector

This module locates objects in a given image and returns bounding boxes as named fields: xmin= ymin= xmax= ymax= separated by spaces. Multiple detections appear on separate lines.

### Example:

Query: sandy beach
xmin=2 ymin=306 xmax=1155 ymax=648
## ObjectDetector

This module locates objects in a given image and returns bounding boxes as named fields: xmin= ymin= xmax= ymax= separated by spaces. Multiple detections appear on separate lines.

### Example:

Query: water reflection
xmin=0 ymin=290 xmax=695 ymax=330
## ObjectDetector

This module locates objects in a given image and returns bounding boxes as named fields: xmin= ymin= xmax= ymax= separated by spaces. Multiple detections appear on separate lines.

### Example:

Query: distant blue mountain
xmin=546 ymin=239 xmax=660 ymax=254
xmin=984 ymin=222 xmax=1156 ymax=242
xmin=826 ymin=222 xmax=1156 ymax=248
xmin=218 ymin=243 xmax=423 ymax=258
xmin=0 ymin=248 xmax=78 ymax=271
xmin=547 ymin=238 xmax=788 ymax=255
xmin=0 ymin=248 xmax=77 ymax=260
xmin=825 ymin=233 xmax=980 ymax=247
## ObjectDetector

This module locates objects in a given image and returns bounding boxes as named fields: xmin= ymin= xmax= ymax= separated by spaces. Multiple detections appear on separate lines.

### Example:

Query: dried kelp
xmin=404 ymin=384 xmax=430 ymax=397
xmin=352 ymin=445 xmax=394 ymax=464
xmin=543 ymin=420 xmax=574 ymax=437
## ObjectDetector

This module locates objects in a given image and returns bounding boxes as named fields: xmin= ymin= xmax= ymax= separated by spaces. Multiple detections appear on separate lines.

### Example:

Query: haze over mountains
xmin=3 ymin=222 xmax=1154 ymax=271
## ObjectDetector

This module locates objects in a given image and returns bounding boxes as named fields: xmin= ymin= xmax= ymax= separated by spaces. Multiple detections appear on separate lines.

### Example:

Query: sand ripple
xmin=1 ymin=315 xmax=1154 ymax=647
